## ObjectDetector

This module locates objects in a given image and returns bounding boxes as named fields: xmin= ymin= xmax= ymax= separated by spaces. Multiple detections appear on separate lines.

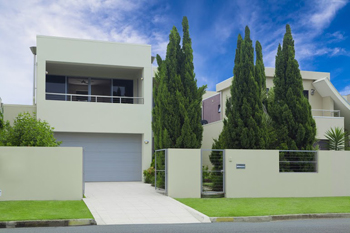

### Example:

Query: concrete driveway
xmin=83 ymin=182 xmax=209 ymax=225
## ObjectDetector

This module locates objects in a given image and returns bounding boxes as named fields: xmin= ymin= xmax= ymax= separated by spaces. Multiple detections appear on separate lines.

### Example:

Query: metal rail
xmin=312 ymin=109 xmax=340 ymax=117
xmin=46 ymin=92 xmax=144 ymax=104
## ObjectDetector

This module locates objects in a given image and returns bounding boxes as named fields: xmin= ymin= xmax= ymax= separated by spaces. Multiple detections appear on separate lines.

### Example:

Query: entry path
xmin=83 ymin=182 xmax=202 ymax=225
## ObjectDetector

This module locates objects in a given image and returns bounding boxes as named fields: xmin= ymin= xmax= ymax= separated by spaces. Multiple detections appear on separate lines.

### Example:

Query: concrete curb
xmin=0 ymin=219 xmax=96 ymax=228
xmin=210 ymin=213 xmax=350 ymax=223
xmin=171 ymin=199 xmax=211 ymax=223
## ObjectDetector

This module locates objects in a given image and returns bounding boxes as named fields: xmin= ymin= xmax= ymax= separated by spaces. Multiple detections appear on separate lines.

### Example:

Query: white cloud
xmin=309 ymin=0 xmax=348 ymax=32
xmin=340 ymin=85 xmax=350 ymax=96
xmin=327 ymin=31 xmax=346 ymax=41
xmin=0 ymin=0 xmax=168 ymax=104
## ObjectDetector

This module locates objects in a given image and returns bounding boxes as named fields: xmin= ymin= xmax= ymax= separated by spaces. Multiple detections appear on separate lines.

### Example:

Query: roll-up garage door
xmin=55 ymin=133 xmax=142 ymax=182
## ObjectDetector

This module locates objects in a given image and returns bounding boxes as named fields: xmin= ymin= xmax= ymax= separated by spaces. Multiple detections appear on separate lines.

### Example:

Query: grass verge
xmin=0 ymin=200 xmax=93 ymax=221
xmin=177 ymin=197 xmax=350 ymax=217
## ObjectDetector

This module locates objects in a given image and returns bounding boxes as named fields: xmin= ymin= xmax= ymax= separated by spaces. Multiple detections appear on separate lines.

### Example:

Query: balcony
xmin=45 ymin=62 xmax=144 ymax=105
xmin=312 ymin=109 xmax=340 ymax=117
xmin=46 ymin=92 xmax=144 ymax=104
xmin=312 ymin=109 xmax=344 ymax=140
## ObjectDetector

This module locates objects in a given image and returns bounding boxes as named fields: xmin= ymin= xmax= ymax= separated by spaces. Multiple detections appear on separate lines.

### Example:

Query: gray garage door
xmin=55 ymin=133 xmax=142 ymax=182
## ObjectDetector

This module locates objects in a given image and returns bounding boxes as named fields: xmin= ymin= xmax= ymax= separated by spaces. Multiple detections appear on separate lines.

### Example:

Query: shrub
xmin=0 ymin=112 xmax=61 ymax=147
xmin=202 ymin=165 xmax=211 ymax=182
xmin=143 ymin=166 xmax=155 ymax=185
xmin=0 ymin=111 xmax=4 ymax=130
xmin=325 ymin=127 xmax=346 ymax=151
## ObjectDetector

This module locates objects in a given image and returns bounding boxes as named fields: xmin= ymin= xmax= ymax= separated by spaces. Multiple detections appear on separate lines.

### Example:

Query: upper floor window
xmin=46 ymin=75 xmax=66 ymax=100
xmin=45 ymin=75 xmax=139 ymax=104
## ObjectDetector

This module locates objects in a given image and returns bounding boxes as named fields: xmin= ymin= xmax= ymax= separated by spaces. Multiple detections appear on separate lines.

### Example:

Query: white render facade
xmin=3 ymin=36 xmax=154 ymax=182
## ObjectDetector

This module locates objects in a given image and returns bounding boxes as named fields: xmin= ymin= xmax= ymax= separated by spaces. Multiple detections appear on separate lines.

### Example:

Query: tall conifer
xmin=269 ymin=24 xmax=316 ymax=150
xmin=219 ymin=26 xmax=267 ymax=149
xmin=153 ymin=17 xmax=206 ymax=151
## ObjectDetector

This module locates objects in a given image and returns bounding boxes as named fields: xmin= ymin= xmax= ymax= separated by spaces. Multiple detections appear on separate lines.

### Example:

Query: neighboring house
xmin=202 ymin=67 xmax=350 ymax=149
xmin=3 ymin=36 xmax=154 ymax=182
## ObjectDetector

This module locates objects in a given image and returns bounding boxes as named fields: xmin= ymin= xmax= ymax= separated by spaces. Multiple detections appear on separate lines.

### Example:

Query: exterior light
xmin=311 ymin=89 xmax=315 ymax=95
xmin=30 ymin=46 xmax=37 ymax=105
xmin=144 ymin=140 xmax=149 ymax=144
xmin=30 ymin=46 xmax=37 ymax=55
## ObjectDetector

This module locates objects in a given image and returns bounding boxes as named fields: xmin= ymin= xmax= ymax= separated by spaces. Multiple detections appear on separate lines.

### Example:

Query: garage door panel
xmin=55 ymin=132 xmax=142 ymax=182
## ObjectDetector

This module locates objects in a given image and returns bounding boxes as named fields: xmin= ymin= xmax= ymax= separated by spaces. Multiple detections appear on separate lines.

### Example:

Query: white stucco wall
xmin=3 ymin=104 xmax=37 ymax=125
xmin=167 ymin=149 xmax=201 ymax=198
xmin=35 ymin=36 xmax=153 ymax=172
xmin=314 ymin=117 xmax=344 ymax=140
xmin=0 ymin=147 xmax=83 ymax=201
xmin=225 ymin=150 xmax=350 ymax=198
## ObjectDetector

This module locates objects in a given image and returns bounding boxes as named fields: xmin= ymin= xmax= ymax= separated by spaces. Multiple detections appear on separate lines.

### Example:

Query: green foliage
xmin=216 ymin=26 xmax=267 ymax=150
xmin=155 ymin=151 xmax=166 ymax=189
xmin=150 ymin=17 xmax=206 ymax=185
xmin=209 ymin=147 xmax=224 ymax=191
xmin=325 ymin=127 xmax=347 ymax=151
xmin=345 ymin=130 xmax=350 ymax=151
xmin=143 ymin=166 xmax=155 ymax=185
xmin=264 ymin=88 xmax=279 ymax=149
xmin=0 ymin=110 xmax=4 ymax=130
xmin=269 ymin=25 xmax=316 ymax=150
xmin=0 ymin=112 xmax=61 ymax=147
xmin=202 ymin=165 xmax=211 ymax=182
xmin=152 ymin=16 xmax=206 ymax=150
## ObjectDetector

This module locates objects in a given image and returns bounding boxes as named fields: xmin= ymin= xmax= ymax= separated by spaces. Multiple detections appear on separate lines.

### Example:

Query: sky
xmin=0 ymin=0 xmax=349 ymax=105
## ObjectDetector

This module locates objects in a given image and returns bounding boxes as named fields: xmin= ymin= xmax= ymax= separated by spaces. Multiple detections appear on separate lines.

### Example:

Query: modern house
xmin=2 ymin=36 xmax=350 ymax=185
xmin=2 ymin=36 xmax=154 ymax=182
xmin=202 ymin=67 xmax=350 ymax=149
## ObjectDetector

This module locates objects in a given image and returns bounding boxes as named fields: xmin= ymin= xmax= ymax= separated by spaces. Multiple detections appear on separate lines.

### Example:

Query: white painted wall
xmin=164 ymin=149 xmax=350 ymax=198
xmin=314 ymin=117 xmax=344 ymax=139
xmin=0 ymin=147 xmax=83 ymax=201
xmin=3 ymin=105 xmax=37 ymax=124
xmin=35 ymin=36 xmax=153 ymax=172
xmin=225 ymin=150 xmax=350 ymax=198
xmin=167 ymin=149 xmax=201 ymax=198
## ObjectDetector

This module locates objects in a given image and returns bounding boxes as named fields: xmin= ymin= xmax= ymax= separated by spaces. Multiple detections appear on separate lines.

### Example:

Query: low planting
xmin=177 ymin=197 xmax=350 ymax=217
xmin=0 ymin=200 xmax=93 ymax=221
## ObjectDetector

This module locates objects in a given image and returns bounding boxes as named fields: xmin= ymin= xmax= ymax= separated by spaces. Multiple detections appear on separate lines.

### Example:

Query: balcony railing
xmin=46 ymin=92 xmax=144 ymax=104
xmin=312 ymin=109 xmax=340 ymax=117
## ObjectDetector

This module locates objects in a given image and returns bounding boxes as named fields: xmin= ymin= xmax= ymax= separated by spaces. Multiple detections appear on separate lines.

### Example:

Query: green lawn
xmin=0 ymin=200 xmax=93 ymax=221
xmin=177 ymin=197 xmax=350 ymax=217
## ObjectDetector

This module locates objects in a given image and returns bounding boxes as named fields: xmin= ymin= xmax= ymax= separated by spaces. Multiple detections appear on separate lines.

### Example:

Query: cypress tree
xmin=269 ymin=24 xmax=316 ymax=150
xmin=255 ymin=41 xmax=266 ymax=90
xmin=151 ymin=17 xmax=206 ymax=186
xmin=218 ymin=26 xmax=267 ymax=149
xmin=177 ymin=16 xmax=206 ymax=148
xmin=153 ymin=17 xmax=206 ymax=150
xmin=153 ymin=27 xmax=182 ymax=150
xmin=255 ymin=40 xmax=277 ymax=148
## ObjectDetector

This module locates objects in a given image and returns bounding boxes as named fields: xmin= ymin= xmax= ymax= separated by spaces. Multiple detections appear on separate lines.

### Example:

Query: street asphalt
xmin=1 ymin=218 xmax=350 ymax=233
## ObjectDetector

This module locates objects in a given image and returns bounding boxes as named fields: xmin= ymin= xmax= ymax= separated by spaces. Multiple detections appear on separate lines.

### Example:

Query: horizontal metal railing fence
xmin=201 ymin=149 xmax=225 ymax=197
xmin=312 ymin=109 xmax=340 ymax=117
xmin=279 ymin=150 xmax=318 ymax=173
xmin=46 ymin=92 xmax=144 ymax=104
xmin=154 ymin=149 xmax=167 ymax=195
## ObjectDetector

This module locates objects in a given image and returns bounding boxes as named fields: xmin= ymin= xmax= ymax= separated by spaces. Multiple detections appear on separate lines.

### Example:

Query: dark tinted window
xmin=303 ymin=90 xmax=309 ymax=100
xmin=113 ymin=80 xmax=133 ymax=103
xmin=46 ymin=75 xmax=66 ymax=100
